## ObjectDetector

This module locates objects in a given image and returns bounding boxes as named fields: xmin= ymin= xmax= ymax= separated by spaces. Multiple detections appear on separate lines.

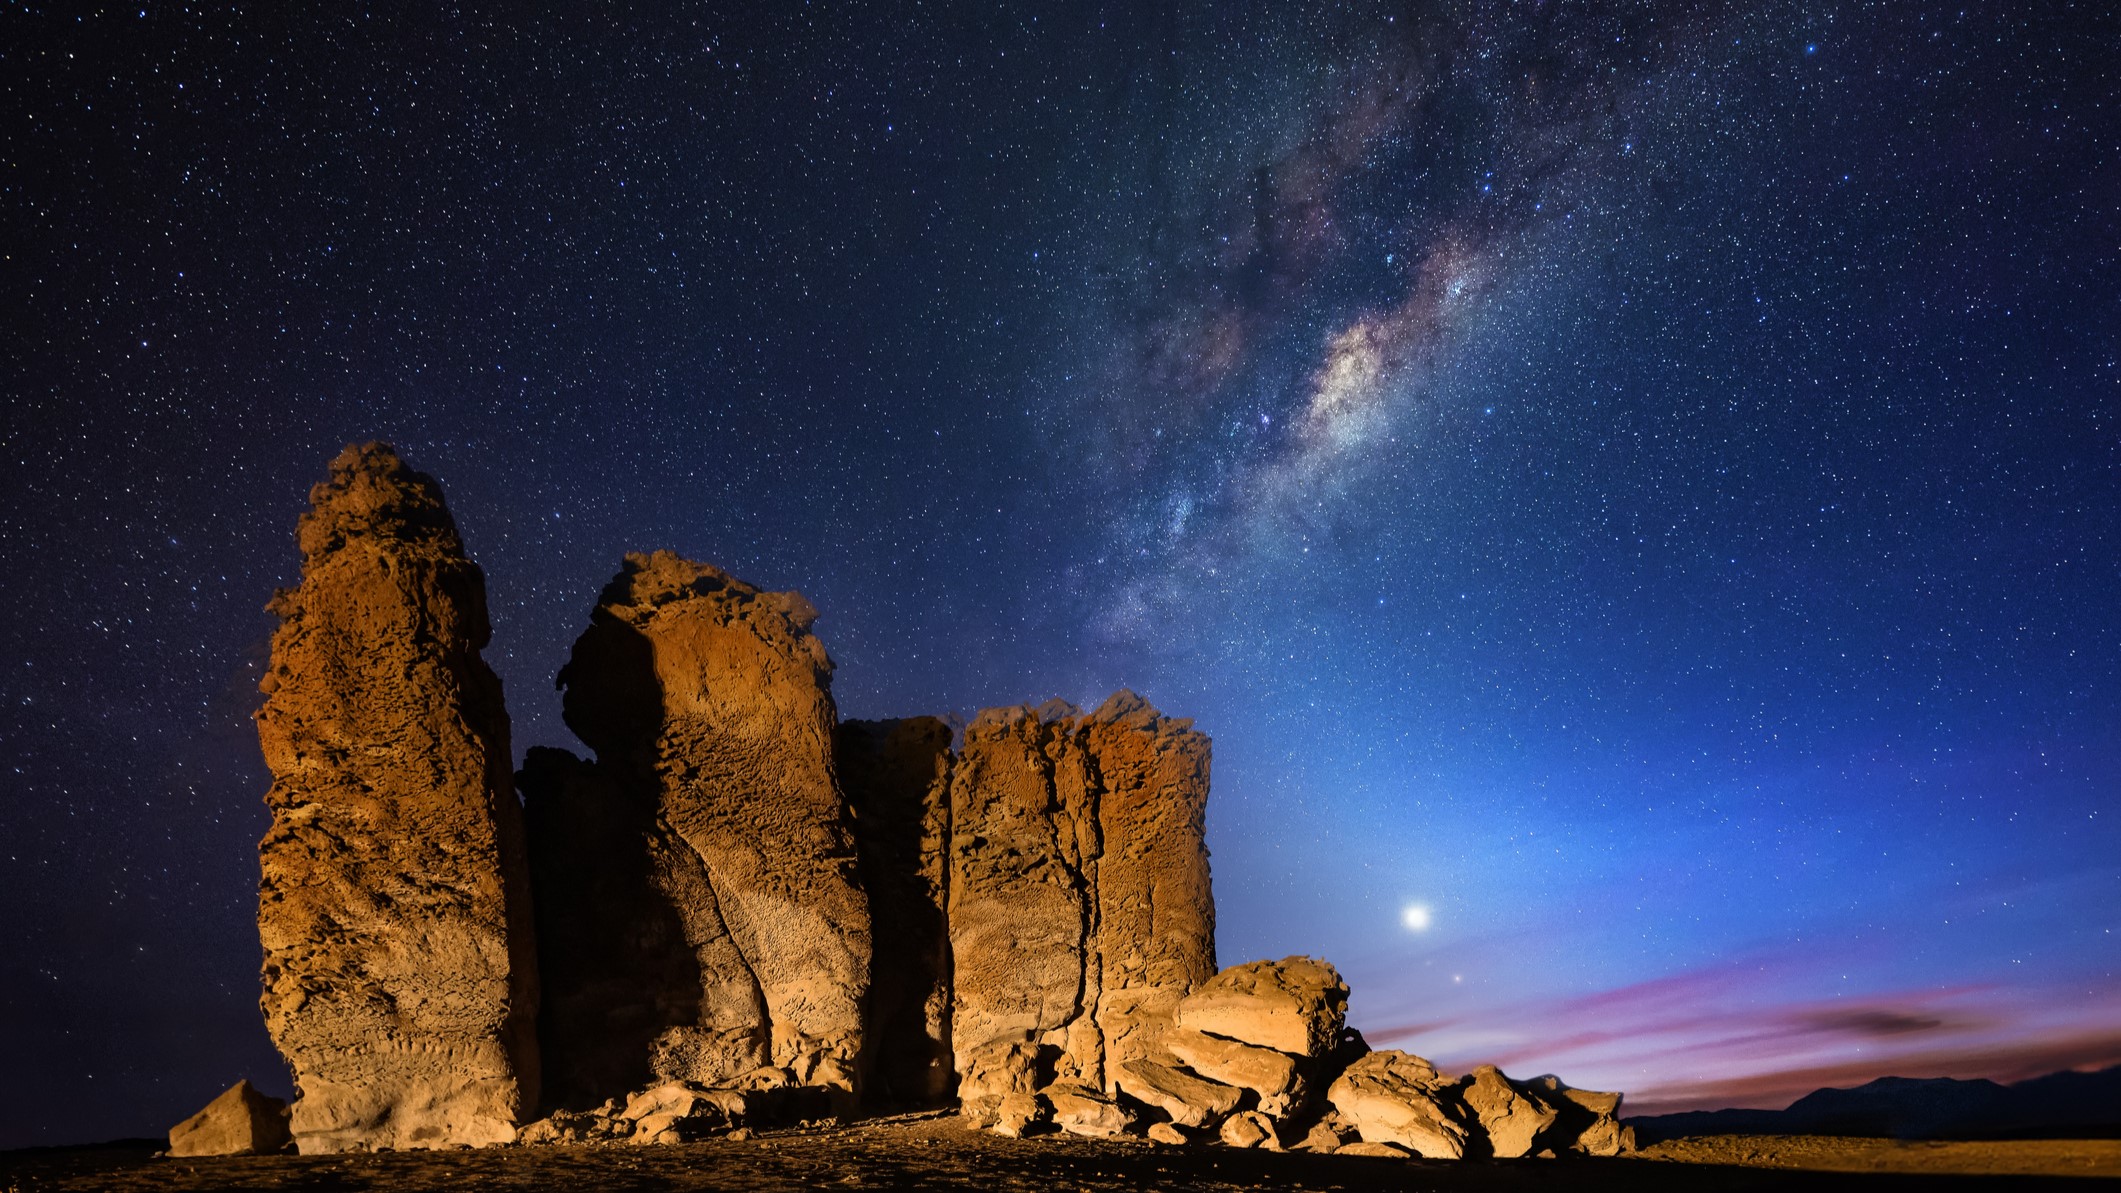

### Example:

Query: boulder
xmin=1459 ymin=1065 xmax=1558 ymax=1158
xmin=992 ymin=1092 xmax=1047 ymax=1138
xmin=1162 ymin=1024 xmax=1306 ymax=1117
xmin=1523 ymin=1075 xmax=1634 ymax=1155
xmin=1219 ymin=1109 xmax=1281 ymax=1149
xmin=1044 ymin=1083 xmax=1134 ymax=1138
xmin=835 ymin=717 xmax=955 ymax=1107
xmin=1114 ymin=1058 xmax=1242 ymax=1129
xmin=1145 ymin=1121 xmax=1190 ymax=1146
xmin=1174 ymin=957 xmax=1346 ymax=1059
xmin=956 ymin=1034 xmax=1043 ymax=1106
xmin=167 ymin=1080 xmax=291 ymax=1157
xmin=619 ymin=1082 xmax=749 ymax=1125
xmin=255 ymin=443 xmax=539 ymax=1152
xmin=516 ymin=1107 xmax=631 ymax=1145
xmin=547 ymin=552 xmax=871 ymax=1101
xmin=1336 ymin=1140 xmax=1414 ymax=1158
xmin=1296 ymin=1117 xmax=1353 ymax=1153
xmin=1326 ymin=1050 xmax=1469 ymax=1160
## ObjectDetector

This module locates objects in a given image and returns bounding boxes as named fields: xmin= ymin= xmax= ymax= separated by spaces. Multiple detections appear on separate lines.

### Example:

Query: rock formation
xmin=524 ymin=552 xmax=871 ymax=1108
xmin=255 ymin=443 xmax=539 ymax=1152
xmin=1322 ymin=1050 xmax=1632 ymax=1159
xmin=945 ymin=694 xmax=1214 ymax=1117
xmin=167 ymin=1081 xmax=291 ymax=1157
xmin=520 ymin=747 xmax=764 ymax=1109
xmin=249 ymin=446 xmax=1636 ymax=1164
xmin=835 ymin=717 xmax=956 ymax=1107
xmin=1459 ymin=1063 xmax=1559 ymax=1157
xmin=1080 ymin=692 xmax=1218 ymax=1075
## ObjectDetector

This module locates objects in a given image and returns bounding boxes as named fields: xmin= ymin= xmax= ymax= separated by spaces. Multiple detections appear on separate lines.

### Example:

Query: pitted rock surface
xmin=520 ymin=746 xmax=769 ymax=1108
xmin=1080 ymin=692 xmax=1215 ymax=1077
xmin=946 ymin=693 xmax=1214 ymax=1105
xmin=255 ymin=443 xmax=539 ymax=1153
xmin=947 ymin=703 xmax=1100 ymax=1095
xmin=546 ymin=552 xmax=872 ymax=1100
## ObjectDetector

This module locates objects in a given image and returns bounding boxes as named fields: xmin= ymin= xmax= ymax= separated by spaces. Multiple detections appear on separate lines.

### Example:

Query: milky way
xmin=3 ymin=0 xmax=2116 ymax=1145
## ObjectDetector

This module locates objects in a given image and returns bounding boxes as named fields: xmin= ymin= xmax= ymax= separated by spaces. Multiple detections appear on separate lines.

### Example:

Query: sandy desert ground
xmin=4 ymin=1113 xmax=2118 ymax=1191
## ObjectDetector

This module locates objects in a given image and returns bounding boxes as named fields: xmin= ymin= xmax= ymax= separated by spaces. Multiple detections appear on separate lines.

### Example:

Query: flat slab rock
xmin=255 ymin=443 xmax=538 ymax=1153
xmin=1163 ymin=1025 xmax=1305 ymax=1117
xmin=1114 ymin=1058 xmax=1243 ymax=1129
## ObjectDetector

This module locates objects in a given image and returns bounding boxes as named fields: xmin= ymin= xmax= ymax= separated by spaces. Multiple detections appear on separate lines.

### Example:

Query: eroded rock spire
xmin=525 ymin=551 xmax=872 ymax=1108
xmin=255 ymin=442 xmax=539 ymax=1152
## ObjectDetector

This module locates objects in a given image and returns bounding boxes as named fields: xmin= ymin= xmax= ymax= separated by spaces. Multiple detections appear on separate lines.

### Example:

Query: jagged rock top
xmin=293 ymin=442 xmax=465 ymax=560
xmin=591 ymin=550 xmax=822 ymax=636
xmin=964 ymin=689 xmax=1195 ymax=735
xmin=256 ymin=441 xmax=536 ymax=1152
xmin=559 ymin=551 xmax=834 ymax=760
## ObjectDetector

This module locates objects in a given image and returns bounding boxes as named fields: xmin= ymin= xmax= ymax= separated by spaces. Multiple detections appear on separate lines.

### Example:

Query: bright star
xmin=1400 ymin=903 xmax=1433 ymax=932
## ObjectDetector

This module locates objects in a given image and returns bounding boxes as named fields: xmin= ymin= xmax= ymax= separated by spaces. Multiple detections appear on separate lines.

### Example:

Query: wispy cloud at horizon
xmin=1345 ymin=951 xmax=2121 ymax=1114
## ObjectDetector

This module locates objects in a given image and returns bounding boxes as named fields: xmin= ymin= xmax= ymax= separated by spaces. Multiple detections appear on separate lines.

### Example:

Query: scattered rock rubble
xmin=976 ymin=953 xmax=1634 ymax=1159
xmin=192 ymin=444 xmax=1638 ymax=1166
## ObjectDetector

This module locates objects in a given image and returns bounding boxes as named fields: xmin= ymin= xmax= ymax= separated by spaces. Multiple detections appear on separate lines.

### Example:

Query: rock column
xmin=945 ymin=692 xmax=1214 ymax=1113
xmin=529 ymin=552 xmax=871 ymax=1104
xmin=255 ymin=443 xmax=539 ymax=1152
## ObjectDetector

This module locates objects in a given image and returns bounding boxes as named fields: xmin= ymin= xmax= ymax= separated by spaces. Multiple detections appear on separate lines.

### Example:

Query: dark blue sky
xmin=3 ymin=0 xmax=2117 ymax=1146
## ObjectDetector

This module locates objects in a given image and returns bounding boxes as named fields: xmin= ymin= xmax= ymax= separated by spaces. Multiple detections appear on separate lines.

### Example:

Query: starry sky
xmin=4 ymin=0 xmax=2119 ymax=1148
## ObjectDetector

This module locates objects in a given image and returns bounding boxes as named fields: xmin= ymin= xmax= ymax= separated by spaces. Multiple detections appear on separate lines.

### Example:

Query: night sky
xmin=5 ymin=0 xmax=2119 ymax=1149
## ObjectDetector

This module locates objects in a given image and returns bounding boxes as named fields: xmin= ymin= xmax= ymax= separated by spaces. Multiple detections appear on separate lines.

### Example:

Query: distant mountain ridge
xmin=1627 ymin=1066 xmax=2121 ymax=1142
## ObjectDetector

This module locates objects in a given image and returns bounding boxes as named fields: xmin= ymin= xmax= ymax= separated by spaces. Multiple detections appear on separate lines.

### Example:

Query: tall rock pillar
xmin=945 ymin=692 xmax=1213 ymax=1111
xmin=255 ymin=443 xmax=539 ymax=1152
xmin=1082 ymin=691 xmax=1215 ymax=1075
xmin=529 ymin=552 xmax=872 ymax=1104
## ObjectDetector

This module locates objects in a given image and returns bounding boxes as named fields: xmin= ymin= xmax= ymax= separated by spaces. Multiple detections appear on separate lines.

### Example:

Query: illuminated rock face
xmin=255 ymin=443 xmax=539 ymax=1153
xmin=530 ymin=552 xmax=872 ymax=1107
xmin=167 ymin=1081 xmax=292 ymax=1157
xmin=945 ymin=693 xmax=1215 ymax=1114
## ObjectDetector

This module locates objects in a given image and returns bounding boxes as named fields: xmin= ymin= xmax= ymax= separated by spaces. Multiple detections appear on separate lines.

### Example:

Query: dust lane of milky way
xmin=2 ymin=1 xmax=2118 ymax=1147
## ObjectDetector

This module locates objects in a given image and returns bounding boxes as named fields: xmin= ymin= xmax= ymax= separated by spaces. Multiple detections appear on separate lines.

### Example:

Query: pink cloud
xmin=1351 ymin=956 xmax=2121 ymax=1115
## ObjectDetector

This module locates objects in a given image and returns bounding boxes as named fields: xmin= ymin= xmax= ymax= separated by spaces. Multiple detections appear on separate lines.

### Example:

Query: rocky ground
xmin=5 ymin=1113 xmax=2117 ymax=1191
